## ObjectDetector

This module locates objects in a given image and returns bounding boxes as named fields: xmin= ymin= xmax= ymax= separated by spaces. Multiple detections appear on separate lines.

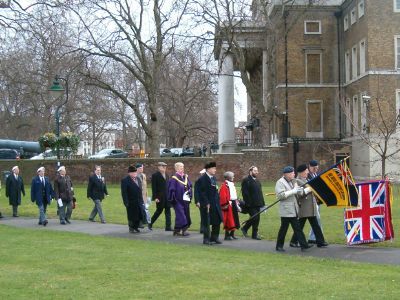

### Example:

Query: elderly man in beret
xmin=307 ymin=159 xmax=323 ymax=244
xmin=6 ymin=166 xmax=25 ymax=217
xmin=31 ymin=167 xmax=54 ymax=226
xmin=289 ymin=164 xmax=328 ymax=248
xmin=275 ymin=166 xmax=312 ymax=252
xmin=54 ymin=166 xmax=74 ymax=225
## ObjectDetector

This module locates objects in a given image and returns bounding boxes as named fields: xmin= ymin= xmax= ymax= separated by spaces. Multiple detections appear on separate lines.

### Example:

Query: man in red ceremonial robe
xmin=219 ymin=171 xmax=241 ymax=240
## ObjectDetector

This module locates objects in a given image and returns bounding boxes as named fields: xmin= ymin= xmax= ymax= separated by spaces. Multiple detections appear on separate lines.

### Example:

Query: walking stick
xmin=240 ymin=199 xmax=280 ymax=227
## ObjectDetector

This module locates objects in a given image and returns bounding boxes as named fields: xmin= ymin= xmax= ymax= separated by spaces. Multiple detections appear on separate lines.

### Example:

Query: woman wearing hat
xmin=167 ymin=162 xmax=192 ymax=236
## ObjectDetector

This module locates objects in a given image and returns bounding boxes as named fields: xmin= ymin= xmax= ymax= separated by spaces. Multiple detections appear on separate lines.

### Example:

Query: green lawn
xmin=0 ymin=225 xmax=399 ymax=299
xmin=1 ymin=182 xmax=399 ymax=247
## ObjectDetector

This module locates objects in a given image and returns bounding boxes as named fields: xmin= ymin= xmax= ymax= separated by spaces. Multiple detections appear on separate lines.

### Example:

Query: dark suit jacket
xmin=196 ymin=173 xmax=222 ymax=225
xmin=151 ymin=171 xmax=169 ymax=207
xmin=54 ymin=175 xmax=74 ymax=202
xmin=241 ymin=175 xmax=265 ymax=208
xmin=87 ymin=174 xmax=108 ymax=200
xmin=6 ymin=174 xmax=25 ymax=206
xmin=31 ymin=176 xmax=54 ymax=206
xmin=121 ymin=176 xmax=144 ymax=221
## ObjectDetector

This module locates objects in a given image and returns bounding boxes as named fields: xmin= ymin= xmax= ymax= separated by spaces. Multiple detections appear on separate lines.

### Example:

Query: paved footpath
xmin=2 ymin=217 xmax=400 ymax=266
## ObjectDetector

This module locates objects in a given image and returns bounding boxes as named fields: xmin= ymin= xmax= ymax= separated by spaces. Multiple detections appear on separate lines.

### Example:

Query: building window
xmin=358 ymin=0 xmax=365 ymax=18
xmin=345 ymin=98 xmax=352 ymax=136
xmin=345 ymin=50 xmax=350 ymax=82
xmin=304 ymin=20 xmax=321 ymax=34
xmin=350 ymin=7 xmax=357 ymax=25
xmin=396 ymin=90 xmax=400 ymax=127
xmin=353 ymin=95 xmax=359 ymax=130
xmin=361 ymin=92 xmax=369 ymax=133
xmin=305 ymin=51 xmax=322 ymax=84
xmin=352 ymin=45 xmax=358 ymax=79
xmin=360 ymin=39 xmax=366 ymax=74
xmin=344 ymin=15 xmax=349 ymax=31
xmin=394 ymin=0 xmax=400 ymax=12
xmin=395 ymin=36 xmax=400 ymax=69
xmin=306 ymin=100 xmax=323 ymax=138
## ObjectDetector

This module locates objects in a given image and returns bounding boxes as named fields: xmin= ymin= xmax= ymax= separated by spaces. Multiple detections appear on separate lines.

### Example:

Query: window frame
xmin=344 ymin=14 xmax=349 ymax=31
xmin=352 ymin=45 xmax=358 ymax=80
xmin=345 ymin=50 xmax=351 ymax=82
xmin=394 ymin=0 xmax=400 ymax=12
xmin=396 ymin=89 xmax=400 ymax=127
xmin=353 ymin=95 xmax=359 ymax=131
xmin=395 ymin=35 xmax=400 ymax=69
xmin=305 ymin=50 xmax=323 ymax=84
xmin=305 ymin=100 xmax=323 ymax=138
xmin=350 ymin=7 xmax=357 ymax=25
xmin=304 ymin=20 xmax=322 ymax=35
xmin=359 ymin=39 xmax=366 ymax=74
xmin=358 ymin=0 xmax=365 ymax=18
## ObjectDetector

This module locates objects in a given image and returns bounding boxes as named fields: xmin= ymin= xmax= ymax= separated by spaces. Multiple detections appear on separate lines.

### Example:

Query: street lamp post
xmin=48 ymin=75 xmax=69 ymax=167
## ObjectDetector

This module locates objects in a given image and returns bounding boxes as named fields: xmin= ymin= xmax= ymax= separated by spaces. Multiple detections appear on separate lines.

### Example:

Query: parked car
xmin=0 ymin=149 xmax=20 ymax=160
xmin=30 ymin=149 xmax=71 ymax=160
xmin=160 ymin=148 xmax=175 ymax=157
xmin=169 ymin=148 xmax=183 ymax=157
xmin=89 ymin=148 xmax=128 ymax=159
xmin=181 ymin=147 xmax=195 ymax=157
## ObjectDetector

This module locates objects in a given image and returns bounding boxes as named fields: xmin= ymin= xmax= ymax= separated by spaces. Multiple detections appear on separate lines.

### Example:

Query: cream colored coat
xmin=275 ymin=176 xmax=299 ymax=217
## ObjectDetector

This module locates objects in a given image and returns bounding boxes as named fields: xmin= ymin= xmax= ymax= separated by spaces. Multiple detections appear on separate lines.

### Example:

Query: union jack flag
xmin=344 ymin=180 xmax=394 ymax=245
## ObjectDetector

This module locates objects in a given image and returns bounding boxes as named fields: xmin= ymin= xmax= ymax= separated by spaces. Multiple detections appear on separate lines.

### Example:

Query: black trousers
xmin=276 ymin=217 xmax=308 ymax=249
xmin=126 ymin=206 xmax=140 ymax=230
xmin=290 ymin=216 xmax=325 ymax=245
xmin=242 ymin=207 xmax=260 ymax=238
xmin=150 ymin=202 xmax=171 ymax=229
xmin=200 ymin=207 xmax=220 ymax=241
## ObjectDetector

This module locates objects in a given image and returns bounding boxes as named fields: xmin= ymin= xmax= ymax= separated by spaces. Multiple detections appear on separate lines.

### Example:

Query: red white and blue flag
xmin=344 ymin=180 xmax=394 ymax=245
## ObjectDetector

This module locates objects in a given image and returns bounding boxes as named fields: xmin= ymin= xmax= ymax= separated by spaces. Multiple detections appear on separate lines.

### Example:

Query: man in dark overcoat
xmin=196 ymin=162 xmax=223 ymax=245
xmin=241 ymin=166 xmax=265 ymax=240
xmin=54 ymin=166 xmax=74 ymax=225
xmin=6 ymin=166 xmax=25 ymax=217
xmin=31 ymin=167 xmax=54 ymax=226
xmin=149 ymin=162 xmax=171 ymax=231
xmin=121 ymin=166 xmax=144 ymax=233
xmin=87 ymin=165 xmax=108 ymax=223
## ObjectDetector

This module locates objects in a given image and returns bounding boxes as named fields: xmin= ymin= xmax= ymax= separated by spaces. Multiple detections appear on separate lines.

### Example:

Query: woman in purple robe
xmin=168 ymin=162 xmax=192 ymax=236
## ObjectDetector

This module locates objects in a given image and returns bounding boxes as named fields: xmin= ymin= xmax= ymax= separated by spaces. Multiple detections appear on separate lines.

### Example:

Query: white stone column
xmin=218 ymin=51 xmax=236 ymax=153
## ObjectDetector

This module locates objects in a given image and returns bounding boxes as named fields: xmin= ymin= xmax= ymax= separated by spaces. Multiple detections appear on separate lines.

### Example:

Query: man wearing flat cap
xmin=149 ymin=162 xmax=171 ymax=231
xmin=196 ymin=162 xmax=223 ymax=245
xmin=6 ymin=166 xmax=25 ymax=217
xmin=31 ymin=167 xmax=54 ymax=226
xmin=275 ymin=166 xmax=312 ymax=252
xmin=121 ymin=166 xmax=145 ymax=233
xmin=307 ymin=159 xmax=323 ymax=244
xmin=241 ymin=166 xmax=265 ymax=240
xmin=289 ymin=164 xmax=328 ymax=248
xmin=136 ymin=163 xmax=150 ymax=227
xmin=54 ymin=166 xmax=74 ymax=225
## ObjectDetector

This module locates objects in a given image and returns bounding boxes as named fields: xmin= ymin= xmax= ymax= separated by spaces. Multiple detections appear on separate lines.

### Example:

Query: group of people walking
xmin=0 ymin=159 xmax=328 ymax=251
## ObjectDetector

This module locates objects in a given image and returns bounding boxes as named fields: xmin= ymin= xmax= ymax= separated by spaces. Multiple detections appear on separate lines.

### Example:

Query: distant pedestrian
xmin=241 ymin=166 xmax=265 ymax=240
xmin=168 ymin=162 xmax=192 ymax=236
xmin=31 ymin=167 xmax=54 ymax=226
xmin=219 ymin=171 xmax=241 ymax=240
xmin=196 ymin=162 xmax=223 ymax=245
xmin=54 ymin=166 xmax=74 ymax=225
xmin=121 ymin=166 xmax=144 ymax=233
xmin=87 ymin=165 xmax=108 ymax=224
xmin=136 ymin=163 xmax=150 ymax=226
xmin=149 ymin=162 xmax=172 ymax=231
xmin=5 ymin=166 xmax=25 ymax=217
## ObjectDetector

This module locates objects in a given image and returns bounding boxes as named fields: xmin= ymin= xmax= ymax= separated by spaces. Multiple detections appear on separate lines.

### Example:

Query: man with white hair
xmin=6 ymin=166 xmax=25 ymax=217
xmin=54 ymin=166 xmax=74 ymax=225
xmin=31 ymin=167 xmax=54 ymax=226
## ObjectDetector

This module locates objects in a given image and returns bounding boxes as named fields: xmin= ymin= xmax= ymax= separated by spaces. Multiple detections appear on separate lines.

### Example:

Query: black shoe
xmin=38 ymin=222 xmax=43 ymax=225
xmin=43 ymin=220 xmax=48 ymax=227
xmin=203 ymin=239 xmax=211 ymax=245
xmin=210 ymin=239 xmax=222 ymax=244
xmin=89 ymin=218 xmax=95 ymax=222
xmin=230 ymin=231 xmax=238 ymax=240
xmin=65 ymin=219 xmax=71 ymax=224
xmin=165 ymin=228 xmax=173 ymax=231
xmin=224 ymin=236 xmax=233 ymax=240
xmin=13 ymin=214 xmax=19 ymax=217
xmin=60 ymin=221 xmax=66 ymax=225
xmin=317 ymin=242 xmax=329 ymax=248
xmin=101 ymin=220 xmax=106 ymax=224
xmin=129 ymin=228 xmax=140 ymax=233
xmin=252 ymin=235 xmax=262 ymax=240
xmin=290 ymin=242 xmax=300 ymax=248
xmin=241 ymin=228 xmax=248 ymax=237
xmin=276 ymin=247 xmax=285 ymax=252
xmin=301 ymin=244 xmax=314 ymax=251
xmin=308 ymin=240 xmax=317 ymax=244
xmin=182 ymin=231 xmax=190 ymax=236
xmin=148 ymin=224 xmax=153 ymax=230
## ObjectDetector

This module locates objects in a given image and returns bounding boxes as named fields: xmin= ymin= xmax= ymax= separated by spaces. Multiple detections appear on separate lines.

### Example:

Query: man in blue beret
xmin=275 ymin=166 xmax=312 ymax=252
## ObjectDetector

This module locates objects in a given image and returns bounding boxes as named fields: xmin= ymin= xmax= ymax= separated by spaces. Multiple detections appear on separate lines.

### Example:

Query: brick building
xmin=216 ymin=0 xmax=400 ymax=179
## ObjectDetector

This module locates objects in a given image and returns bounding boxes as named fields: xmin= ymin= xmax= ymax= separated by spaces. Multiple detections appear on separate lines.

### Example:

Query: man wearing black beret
xmin=308 ymin=159 xmax=322 ymax=244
